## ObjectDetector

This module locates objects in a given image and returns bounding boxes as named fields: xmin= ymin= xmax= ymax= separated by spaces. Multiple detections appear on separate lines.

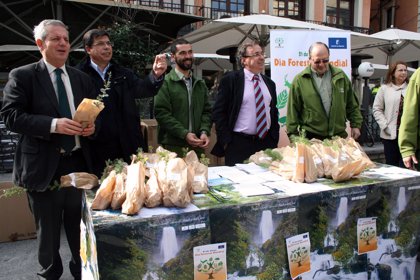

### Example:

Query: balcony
xmin=111 ymin=1 xmax=370 ymax=34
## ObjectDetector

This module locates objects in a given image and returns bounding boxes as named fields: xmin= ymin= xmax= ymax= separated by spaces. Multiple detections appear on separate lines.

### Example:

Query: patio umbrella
xmin=352 ymin=28 xmax=420 ymax=64
xmin=181 ymin=14 xmax=341 ymax=58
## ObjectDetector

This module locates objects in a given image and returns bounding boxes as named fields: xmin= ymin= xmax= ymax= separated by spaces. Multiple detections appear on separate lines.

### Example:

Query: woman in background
xmin=373 ymin=61 xmax=408 ymax=167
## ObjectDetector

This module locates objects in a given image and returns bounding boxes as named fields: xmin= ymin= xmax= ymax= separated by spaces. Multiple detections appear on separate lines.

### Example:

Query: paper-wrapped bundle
xmin=91 ymin=170 xmax=116 ymax=210
xmin=122 ymin=161 xmax=146 ymax=215
xmin=184 ymin=151 xmax=208 ymax=194
xmin=165 ymin=158 xmax=190 ymax=207
xmin=110 ymin=172 xmax=126 ymax=210
xmin=144 ymin=152 xmax=160 ymax=177
xmin=191 ymin=162 xmax=208 ymax=194
xmin=346 ymin=138 xmax=376 ymax=170
xmin=331 ymin=149 xmax=364 ymax=182
xmin=304 ymin=145 xmax=318 ymax=183
xmin=308 ymin=144 xmax=325 ymax=178
xmin=60 ymin=172 xmax=98 ymax=189
xmin=269 ymin=146 xmax=295 ymax=180
xmin=157 ymin=160 xmax=172 ymax=207
xmin=144 ymin=168 xmax=162 ymax=208
xmin=292 ymin=143 xmax=305 ymax=183
xmin=320 ymin=144 xmax=339 ymax=178
xmin=73 ymin=98 xmax=104 ymax=128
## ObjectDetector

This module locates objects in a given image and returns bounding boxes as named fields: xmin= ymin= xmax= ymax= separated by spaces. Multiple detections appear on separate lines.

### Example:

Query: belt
xmin=233 ymin=132 xmax=262 ymax=141
xmin=60 ymin=148 xmax=82 ymax=157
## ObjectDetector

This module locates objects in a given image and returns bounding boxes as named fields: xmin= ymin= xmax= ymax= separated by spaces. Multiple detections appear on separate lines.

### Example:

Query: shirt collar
xmin=44 ymin=59 xmax=68 ymax=76
xmin=244 ymin=68 xmax=260 ymax=81
xmin=175 ymin=68 xmax=192 ymax=80
xmin=89 ymin=59 xmax=111 ymax=80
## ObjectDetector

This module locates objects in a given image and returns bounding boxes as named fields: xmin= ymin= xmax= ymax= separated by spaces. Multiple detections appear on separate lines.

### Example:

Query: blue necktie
xmin=55 ymin=68 xmax=75 ymax=153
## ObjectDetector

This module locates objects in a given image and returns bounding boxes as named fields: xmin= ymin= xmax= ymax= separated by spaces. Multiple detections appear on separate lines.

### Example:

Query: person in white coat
xmin=372 ymin=61 xmax=409 ymax=167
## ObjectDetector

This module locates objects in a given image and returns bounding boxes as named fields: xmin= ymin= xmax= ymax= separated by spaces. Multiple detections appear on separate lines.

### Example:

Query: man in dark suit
xmin=212 ymin=41 xmax=279 ymax=165
xmin=77 ymin=29 xmax=167 ymax=177
xmin=0 ymin=19 xmax=96 ymax=280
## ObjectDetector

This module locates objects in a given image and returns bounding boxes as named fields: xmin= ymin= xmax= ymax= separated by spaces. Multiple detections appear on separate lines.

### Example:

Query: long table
xmin=81 ymin=164 xmax=420 ymax=280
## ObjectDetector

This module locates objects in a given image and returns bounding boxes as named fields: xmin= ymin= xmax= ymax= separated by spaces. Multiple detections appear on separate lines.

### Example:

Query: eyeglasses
xmin=243 ymin=52 xmax=265 ymax=58
xmin=92 ymin=41 xmax=113 ymax=47
xmin=312 ymin=59 xmax=329 ymax=65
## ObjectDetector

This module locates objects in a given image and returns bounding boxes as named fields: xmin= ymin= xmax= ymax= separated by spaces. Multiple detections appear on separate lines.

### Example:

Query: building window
xmin=326 ymin=0 xmax=354 ymax=27
xmin=211 ymin=0 xmax=245 ymax=18
xmin=273 ymin=0 xmax=305 ymax=20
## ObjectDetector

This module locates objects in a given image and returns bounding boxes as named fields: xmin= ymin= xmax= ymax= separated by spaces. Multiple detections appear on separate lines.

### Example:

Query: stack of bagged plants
xmin=249 ymin=136 xmax=375 ymax=183
xmin=91 ymin=147 xmax=209 ymax=215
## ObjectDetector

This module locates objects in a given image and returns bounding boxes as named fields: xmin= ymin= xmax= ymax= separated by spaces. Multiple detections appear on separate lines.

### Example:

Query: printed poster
xmin=286 ymin=232 xmax=311 ymax=279
xmin=194 ymin=242 xmax=227 ymax=280
xmin=357 ymin=217 xmax=378 ymax=254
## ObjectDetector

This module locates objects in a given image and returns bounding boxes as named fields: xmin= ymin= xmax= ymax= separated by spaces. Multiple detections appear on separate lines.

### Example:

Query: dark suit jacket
xmin=77 ymin=60 xmax=163 ymax=173
xmin=0 ymin=60 xmax=96 ymax=191
xmin=211 ymin=70 xmax=279 ymax=156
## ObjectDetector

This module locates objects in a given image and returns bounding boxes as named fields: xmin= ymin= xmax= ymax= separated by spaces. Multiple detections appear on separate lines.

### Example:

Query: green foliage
xmin=105 ymin=239 xmax=148 ymax=280
xmin=0 ymin=185 xmax=25 ymax=199
xmin=108 ymin=21 xmax=159 ymax=76
xmin=257 ymin=262 xmax=283 ymax=280
xmin=200 ymin=153 xmax=210 ymax=166
xmin=309 ymin=206 xmax=329 ymax=248
xmin=332 ymin=242 xmax=353 ymax=265
xmin=107 ymin=21 xmax=160 ymax=119
xmin=395 ymin=229 xmax=412 ymax=251
xmin=264 ymin=149 xmax=283 ymax=162
xmin=101 ymin=158 xmax=126 ymax=181
xmin=226 ymin=221 xmax=250 ymax=273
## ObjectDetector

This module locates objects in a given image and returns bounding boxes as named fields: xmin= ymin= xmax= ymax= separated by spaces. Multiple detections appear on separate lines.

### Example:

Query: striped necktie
xmin=55 ymin=68 xmax=75 ymax=154
xmin=253 ymin=74 xmax=268 ymax=139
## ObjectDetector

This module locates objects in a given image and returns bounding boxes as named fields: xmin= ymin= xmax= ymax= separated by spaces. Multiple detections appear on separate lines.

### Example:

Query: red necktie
xmin=253 ymin=75 xmax=268 ymax=139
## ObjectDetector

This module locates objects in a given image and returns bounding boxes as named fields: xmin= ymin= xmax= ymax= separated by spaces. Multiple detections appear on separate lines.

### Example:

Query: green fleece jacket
xmin=154 ymin=69 xmax=211 ymax=154
xmin=286 ymin=65 xmax=362 ymax=138
xmin=399 ymin=68 xmax=420 ymax=159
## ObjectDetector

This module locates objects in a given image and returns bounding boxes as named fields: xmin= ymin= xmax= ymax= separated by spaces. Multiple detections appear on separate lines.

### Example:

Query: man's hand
xmin=152 ymin=54 xmax=167 ymax=78
xmin=56 ymin=118 xmax=83 ymax=135
xmin=351 ymin=127 xmax=361 ymax=140
xmin=81 ymin=123 xmax=95 ymax=137
xmin=185 ymin=132 xmax=204 ymax=147
xmin=198 ymin=134 xmax=210 ymax=149
xmin=403 ymin=155 xmax=418 ymax=170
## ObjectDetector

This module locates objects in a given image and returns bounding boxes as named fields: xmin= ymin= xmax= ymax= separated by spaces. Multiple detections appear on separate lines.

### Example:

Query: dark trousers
xmin=27 ymin=150 xmax=86 ymax=280
xmin=381 ymin=138 xmax=404 ymax=168
xmin=225 ymin=132 xmax=278 ymax=166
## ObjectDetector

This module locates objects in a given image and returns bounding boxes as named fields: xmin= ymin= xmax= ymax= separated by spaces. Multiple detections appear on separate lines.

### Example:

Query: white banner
xmin=270 ymin=30 xmax=351 ymax=146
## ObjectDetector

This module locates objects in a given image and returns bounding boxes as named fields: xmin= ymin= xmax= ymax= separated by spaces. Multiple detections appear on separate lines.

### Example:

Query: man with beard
xmin=212 ymin=41 xmax=279 ymax=165
xmin=154 ymin=39 xmax=211 ymax=156
xmin=77 ymin=29 xmax=167 ymax=177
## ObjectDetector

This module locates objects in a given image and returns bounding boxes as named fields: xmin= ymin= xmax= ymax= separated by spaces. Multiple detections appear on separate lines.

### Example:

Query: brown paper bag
xmin=165 ymin=158 xmax=190 ymax=207
xmin=110 ymin=172 xmax=126 ymax=210
xmin=73 ymin=98 xmax=104 ymax=128
xmin=60 ymin=172 xmax=98 ymax=189
xmin=91 ymin=170 xmax=116 ymax=210
xmin=144 ymin=168 xmax=162 ymax=208
xmin=122 ymin=161 xmax=146 ymax=215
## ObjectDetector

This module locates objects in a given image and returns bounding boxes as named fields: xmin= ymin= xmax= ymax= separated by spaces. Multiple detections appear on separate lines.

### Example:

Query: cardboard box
xmin=0 ymin=182 xmax=36 ymax=243
xmin=141 ymin=119 xmax=158 ymax=151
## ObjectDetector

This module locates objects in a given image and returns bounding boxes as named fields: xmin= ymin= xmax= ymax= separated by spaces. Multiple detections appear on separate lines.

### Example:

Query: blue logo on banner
xmin=328 ymin=38 xmax=347 ymax=49
xmin=218 ymin=244 xmax=225 ymax=249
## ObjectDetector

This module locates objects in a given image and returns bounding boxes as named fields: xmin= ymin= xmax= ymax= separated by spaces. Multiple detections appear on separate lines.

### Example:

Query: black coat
xmin=0 ymin=60 xmax=96 ymax=191
xmin=211 ymin=70 xmax=279 ymax=157
xmin=77 ymin=60 xmax=163 ymax=176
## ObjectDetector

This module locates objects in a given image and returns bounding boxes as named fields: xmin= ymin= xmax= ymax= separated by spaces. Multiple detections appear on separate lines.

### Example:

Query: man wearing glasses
xmin=212 ymin=41 xmax=279 ymax=165
xmin=286 ymin=41 xmax=362 ymax=140
xmin=77 ymin=29 xmax=167 ymax=177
